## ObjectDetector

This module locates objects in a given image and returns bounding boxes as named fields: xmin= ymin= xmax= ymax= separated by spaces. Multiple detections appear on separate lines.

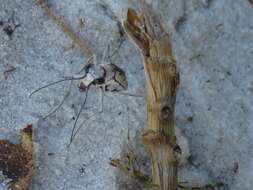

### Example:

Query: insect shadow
xmin=29 ymin=46 xmax=128 ymax=147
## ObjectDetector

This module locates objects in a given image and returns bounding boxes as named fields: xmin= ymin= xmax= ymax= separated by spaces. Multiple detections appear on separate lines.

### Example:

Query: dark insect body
xmin=30 ymin=57 xmax=128 ymax=146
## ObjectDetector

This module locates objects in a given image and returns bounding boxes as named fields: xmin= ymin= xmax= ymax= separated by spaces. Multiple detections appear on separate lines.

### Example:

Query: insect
xmin=29 ymin=49 xmax=128 ymax=146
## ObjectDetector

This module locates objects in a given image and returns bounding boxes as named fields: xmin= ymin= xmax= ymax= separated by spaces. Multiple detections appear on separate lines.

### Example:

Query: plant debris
xmin=3 ymin=66 xmax=16 ymax=80
xmin=0 ymin=12 xmax=20 ymax=38
xmin=0 ymin=125 xmax=35 ymax=190
xmin=3 ymin=24 xmax=20 ymax=37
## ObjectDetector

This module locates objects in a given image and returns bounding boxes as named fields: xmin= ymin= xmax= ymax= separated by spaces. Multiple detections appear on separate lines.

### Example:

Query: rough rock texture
xmin=0 ymin=0 xmax=252 ymax=190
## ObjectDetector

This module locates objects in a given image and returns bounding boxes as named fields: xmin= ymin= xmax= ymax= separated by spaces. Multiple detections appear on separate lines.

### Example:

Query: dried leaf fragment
xmin=110 ymin=155 xmax=158 ymax=189
xmin=0 ymin=125 xmax=35 ymax=190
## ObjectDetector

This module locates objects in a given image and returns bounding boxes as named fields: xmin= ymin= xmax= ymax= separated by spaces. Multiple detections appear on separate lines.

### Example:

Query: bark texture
xmin=123 ymin=2 xmax=181 ymax=190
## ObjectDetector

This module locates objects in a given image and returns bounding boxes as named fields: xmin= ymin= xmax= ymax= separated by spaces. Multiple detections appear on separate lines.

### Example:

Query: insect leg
xmin=42 ymin=80 xmax=73 ymax=119
xmin=68 ymin=88 xmax=89 ymax=147
xmin=71 ymin=112 xmax=98 ymax=144
xmin=75 ymin=55 xmax=94 ymax=75
xmin=99 ymin=86 xmax=104 ymax=113
xmin=101 ymin=46 xmax=108 ymax=65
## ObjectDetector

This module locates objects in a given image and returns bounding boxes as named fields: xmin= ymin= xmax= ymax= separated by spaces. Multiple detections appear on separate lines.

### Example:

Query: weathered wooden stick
xmin=123 ymin=1 xmax=181 ymax=190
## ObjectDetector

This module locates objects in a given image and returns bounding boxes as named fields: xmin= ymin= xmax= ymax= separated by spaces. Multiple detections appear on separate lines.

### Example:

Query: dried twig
xmin=123 ymin=1 xmax=180 ymax=189
xmin=111 ymin=1 xmax=225 ymax=190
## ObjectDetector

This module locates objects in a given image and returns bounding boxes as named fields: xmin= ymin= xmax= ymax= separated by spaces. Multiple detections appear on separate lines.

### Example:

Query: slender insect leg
xmin=107 ymin=44 xmax=112 ymax=62
xmin=43 ymin=80 xmax=73 ymax=119
xmin=93 ymin=54 xmax=97 ymax=66
xmin=99 ymin=44 xmax=111 ymax=66
xmin=109 ymin=40 xmax=124 ymax=60
xmin=75 ymin=55 xmax=94 ymax=75
xmin=69 ymin=84 xmax=106 ymax=145
xmin=101 ymin=46 xmax=107 ymax=65
xmin=71 ymin=112 xmax=98 ymax=143
xmin=99 ymin=86 xmax=104 ymax=113
xmin=68 ymin=88 xmax=89 ymax=147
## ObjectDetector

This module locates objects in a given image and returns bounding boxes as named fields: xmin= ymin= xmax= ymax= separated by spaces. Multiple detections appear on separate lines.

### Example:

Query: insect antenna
xmin=72 ymin=112 xmax=99 ymax=144
xmin=29 ymin=76 xmax=86 ymax=98
xmin=68 ymin=87 xmax=89 ymax=147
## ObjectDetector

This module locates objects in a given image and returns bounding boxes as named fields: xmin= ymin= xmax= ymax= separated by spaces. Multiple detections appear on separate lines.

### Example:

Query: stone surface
xmin=0 ymin=0 xmax=253 ymax=190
